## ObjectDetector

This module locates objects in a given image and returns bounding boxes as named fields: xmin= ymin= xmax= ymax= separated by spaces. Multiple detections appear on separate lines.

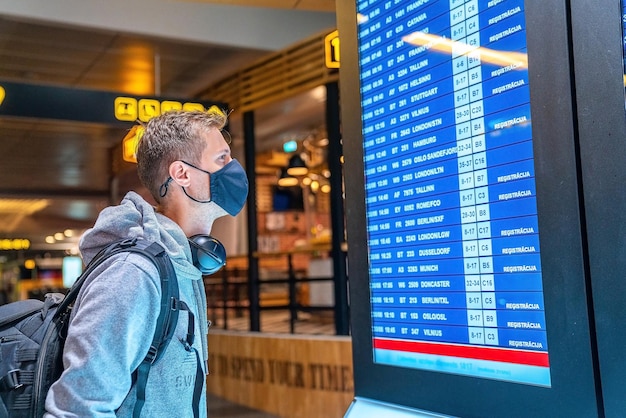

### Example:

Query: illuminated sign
xmin=283 ymin=140 xmax=298 ymax=153
xmin=0 ymin=80 xmax=225 ymax=125
xmin=113 ymin=97 xmax=209 ymax=122
xmin=122 ymin=125 xmax=144 ymax=163
xmin=325 ymin=30 xmax=340 ymax=69
xmin=0 ymin=239 xmax=30 ymax=250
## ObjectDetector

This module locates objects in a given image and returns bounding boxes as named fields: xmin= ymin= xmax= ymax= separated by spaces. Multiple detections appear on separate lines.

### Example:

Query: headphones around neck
xmin=188 ymin=234 xmax=226 ymax=275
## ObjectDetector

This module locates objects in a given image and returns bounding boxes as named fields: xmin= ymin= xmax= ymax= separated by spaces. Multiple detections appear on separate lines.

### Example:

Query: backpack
xmin=0 ymin=238 xmax=180 ymax=418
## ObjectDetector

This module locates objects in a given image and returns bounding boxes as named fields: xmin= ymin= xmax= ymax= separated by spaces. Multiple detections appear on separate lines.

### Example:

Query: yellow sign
xmin=206 ymin=105 xmax=227 ymax=118
xmin=0 ymin=239 xmax=30 ymax=250
xmin=114 ymin=97 xmax=210 ymax=122
xmin=138 ymin=99 xmax=160 ymax=121
xmin=122 ymin=125 xmax=145 ymax=163
xmin=161 ymin=100 xmax=183 ymax=113
xmin=182 ymin=102 xmax=205 ymax=112
xmin=0 ymin=85 xmax=5 ymax=106
xmin=325 ymin=30 xmax=340 ymax=69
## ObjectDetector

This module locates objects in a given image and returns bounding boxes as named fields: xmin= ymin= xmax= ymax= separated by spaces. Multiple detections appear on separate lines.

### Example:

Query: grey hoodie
xmin=44 ymin=191 xmax=209 ymax=418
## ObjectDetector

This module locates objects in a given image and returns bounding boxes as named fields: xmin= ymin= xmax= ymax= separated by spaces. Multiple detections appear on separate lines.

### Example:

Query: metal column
xmin=326 ymin=81 xmax=350 ymax=335
xmin=243 ymin=110 xmax=260 ymax=331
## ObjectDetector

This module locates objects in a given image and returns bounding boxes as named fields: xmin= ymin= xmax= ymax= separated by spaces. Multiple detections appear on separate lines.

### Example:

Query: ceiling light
xmin=287 ymin=154 xmax=308 ymax=176
xmin=45 ymin=236 xmax=55 ymax=244
xmin=277 ymin=168 xmax=299 ymax=187
xmin=310 ymin=85 xmax=326 ymax=102
xmin=0 ymin=199 xmax=49 ymax=214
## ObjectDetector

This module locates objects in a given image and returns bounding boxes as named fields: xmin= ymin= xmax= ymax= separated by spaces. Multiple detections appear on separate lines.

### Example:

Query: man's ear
xmin=169 ymin=161 xmax=192 ymax=187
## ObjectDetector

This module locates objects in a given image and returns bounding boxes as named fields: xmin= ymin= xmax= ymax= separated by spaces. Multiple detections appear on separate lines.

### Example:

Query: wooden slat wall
xmin=206 ymin=330 xmax=353 ymax=418
xmin=198 ymin=29 xmax=339 ymax=112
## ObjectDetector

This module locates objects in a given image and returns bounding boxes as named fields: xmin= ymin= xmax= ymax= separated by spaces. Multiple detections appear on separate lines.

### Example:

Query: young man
xmin=44 ymin=110 xmax=248 ymax=417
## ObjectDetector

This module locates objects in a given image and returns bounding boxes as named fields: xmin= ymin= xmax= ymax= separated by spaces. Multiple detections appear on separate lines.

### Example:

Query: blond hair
xmin=136 ymin=110 xmax=227 ymax=203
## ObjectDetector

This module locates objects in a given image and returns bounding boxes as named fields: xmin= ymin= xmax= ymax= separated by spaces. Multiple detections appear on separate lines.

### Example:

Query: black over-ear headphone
xmin=188 ymin=235 xmax=227 ymax=275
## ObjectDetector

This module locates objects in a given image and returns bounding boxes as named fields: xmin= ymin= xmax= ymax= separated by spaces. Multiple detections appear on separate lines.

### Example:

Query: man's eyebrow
xmin=214 ymin=147 xmax=231 ymax=156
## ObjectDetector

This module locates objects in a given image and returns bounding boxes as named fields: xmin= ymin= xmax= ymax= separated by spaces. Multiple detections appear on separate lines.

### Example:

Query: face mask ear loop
xmin=177 ymin=160 xmax=215 ymax=203
xmin=159 ymin=177 xmax=173 ymax=198
xmin=181 ymin=185 xmax=213 ymax=204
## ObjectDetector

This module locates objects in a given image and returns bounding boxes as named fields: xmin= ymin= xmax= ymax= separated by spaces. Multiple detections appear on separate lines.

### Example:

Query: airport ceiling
xmin=0 ymin=0 xmax=337 ymax=256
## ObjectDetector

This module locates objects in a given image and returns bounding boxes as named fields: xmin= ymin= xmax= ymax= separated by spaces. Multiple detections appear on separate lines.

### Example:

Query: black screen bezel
xmin=570 ymin=0 xmax=626 ymax=417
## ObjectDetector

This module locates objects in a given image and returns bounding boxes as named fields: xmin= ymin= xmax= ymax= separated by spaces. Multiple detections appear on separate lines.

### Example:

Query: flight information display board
xmin=357 ymin=0 xmax=551 ymax=387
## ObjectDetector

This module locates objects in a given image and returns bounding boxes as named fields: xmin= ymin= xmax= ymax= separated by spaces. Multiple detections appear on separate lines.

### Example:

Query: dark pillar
xmin=326 ymin=81 xmax=350 ymax=335
xmin=243 ymin=110 xmax=260 ymax=331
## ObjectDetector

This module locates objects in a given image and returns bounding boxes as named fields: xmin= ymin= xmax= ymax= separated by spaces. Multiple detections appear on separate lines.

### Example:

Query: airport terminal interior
xmin=4 ymin=1 xmax=626 ymax=418
xmin=0 ymin=1 xmax=341 ymax=332
xmin=0 ymin=1 xmax=346 ymax=417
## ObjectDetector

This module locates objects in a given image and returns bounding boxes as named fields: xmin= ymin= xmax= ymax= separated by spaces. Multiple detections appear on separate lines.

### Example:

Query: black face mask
xmin=188 ymin=234 xmax=226 ymax=275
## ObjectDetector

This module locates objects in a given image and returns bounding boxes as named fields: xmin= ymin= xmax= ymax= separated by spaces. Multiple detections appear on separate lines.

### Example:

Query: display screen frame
xmin=623 ymin=0 xmax=626 ymax=106
xmin=568 ymin=0 xmax=626 ymax=417
xmin=338 ymin=0 xmax=600 ymax=416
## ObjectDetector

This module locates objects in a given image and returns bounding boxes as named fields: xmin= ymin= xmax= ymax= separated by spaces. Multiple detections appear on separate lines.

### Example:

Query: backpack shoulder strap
xmin=59 ymin=238 xmax=179 ymax=346
xmin=54 ymin=238 xmax=180 ymax=418
xmin=128 ymin=239 xmax=180 ymax=363
xmin=130 ymin=239 xmax=180 ymax=418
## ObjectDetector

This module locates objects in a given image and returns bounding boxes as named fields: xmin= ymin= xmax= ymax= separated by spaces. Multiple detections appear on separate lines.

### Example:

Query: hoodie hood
xmin=79 ymin=191 xmax=190 ymax=266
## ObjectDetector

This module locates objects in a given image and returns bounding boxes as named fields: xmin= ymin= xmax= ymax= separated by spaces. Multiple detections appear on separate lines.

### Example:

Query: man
xmin=44 ymin=109 xmax=248 ymax=417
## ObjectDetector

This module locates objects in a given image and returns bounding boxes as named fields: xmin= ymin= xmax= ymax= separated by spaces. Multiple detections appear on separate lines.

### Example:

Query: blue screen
xmin=356 ymin=0 xmax=551 ymax=387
